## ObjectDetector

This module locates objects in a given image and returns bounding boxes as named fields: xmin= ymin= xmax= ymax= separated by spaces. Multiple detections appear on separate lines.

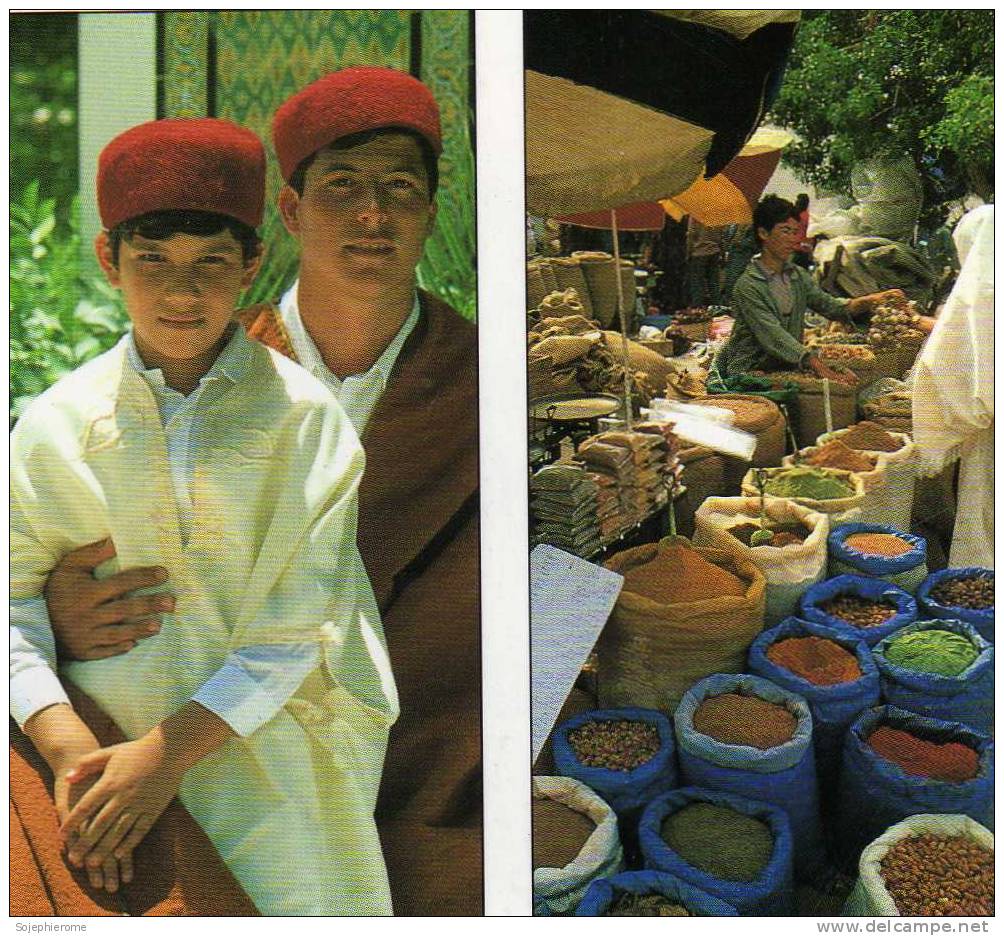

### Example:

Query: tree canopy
xmin=770 ymin=10 xmax=994 ymax=212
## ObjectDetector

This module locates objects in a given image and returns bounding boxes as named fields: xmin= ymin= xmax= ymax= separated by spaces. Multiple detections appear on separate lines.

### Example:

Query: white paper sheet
xmin=530 ymin=544 xmax=624 ymax=764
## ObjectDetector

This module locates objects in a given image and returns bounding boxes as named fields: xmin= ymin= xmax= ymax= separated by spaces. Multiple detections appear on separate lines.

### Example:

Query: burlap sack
xmin=598 ymin=537 xmax=766 ymax=713
xmin=550 ymin=258 xmax=596 ymax=320
xmin=785 ymin=374 xmax=859 ymax=448
xmin=599 ymin=332 xmax=676 ymax=393
xmin=693 ymin=496 xmax=829 ymax=625
xmin=692 ymin=394 xmax=787 ymax=467
xmin=742 ymin=466 xmax=867 ymax=527
xmin=527 ymin=265 xmax=548 ymax=311
xmin=674 ymin=445 xmax=728 ymax=539
xmin=781 ymin=449 xmax=890 ymax=525
xmin=572 ymin=251 xmax=620 ymax=329
xmin=817 ymin=345 xmax=877 ymax=387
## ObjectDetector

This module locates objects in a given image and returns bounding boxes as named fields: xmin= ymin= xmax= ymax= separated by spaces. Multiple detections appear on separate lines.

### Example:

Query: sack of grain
xmin=599 ymin=537 xmax=766 ymax=713
xmin=843 ymin=814 xmax=993 ymax=916
xmin=828 ymin=524 xmax=928 ymax=593
xmin=550 ymin=257 xmax=596 ymax=320
xmin=675 ymin=446 xmax=728 ymax=539
xmin=638 ymin=787 xmax=794 ymax=916
xmin=741 ymin=466 xmax=866 ymax=526
xmin=692 ymin=394 xmax=787 ymax=473
xmin=533 ymin=776 xmax=625 ymax=915
xmin=694 ymin=496 xmax=828 ymax=625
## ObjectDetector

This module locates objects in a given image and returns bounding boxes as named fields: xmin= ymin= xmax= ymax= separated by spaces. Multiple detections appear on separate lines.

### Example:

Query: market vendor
xmin=714 ymin=195 xmax=904 ymax=383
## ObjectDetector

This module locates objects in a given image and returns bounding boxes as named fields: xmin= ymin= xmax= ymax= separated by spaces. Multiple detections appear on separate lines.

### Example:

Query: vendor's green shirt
xmin=716 ymin=257 xmax=852 ymax=377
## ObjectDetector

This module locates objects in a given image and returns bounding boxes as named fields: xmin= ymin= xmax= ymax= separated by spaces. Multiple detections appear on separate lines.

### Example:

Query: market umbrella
xmin=524 ymin=10 xmax=800 ymax=216
xmin=660 ymin=128 xmax=792 ymax=226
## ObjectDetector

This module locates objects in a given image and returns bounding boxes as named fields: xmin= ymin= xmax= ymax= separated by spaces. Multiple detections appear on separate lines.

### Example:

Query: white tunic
xmin=10 ymin=330 xmax=399 ymax=914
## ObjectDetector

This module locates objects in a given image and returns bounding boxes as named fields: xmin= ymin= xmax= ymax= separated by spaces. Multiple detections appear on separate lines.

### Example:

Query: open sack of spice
xmin=552 ymin=707 xmax=677 ymax=828
xmin=872 ymin=619 xmax=994 ymax=735
xmin=532 ymin=775 xmax=624 ymax=915
xmin=741 ymin=466 xmax=867 ymax=525
xmin=673 ymin=673 xmax=825 ymax=877
xmin=917 ymin=568 xmax=994 ymax=643
xmin=781 ymin=446 xmax=900 ymax=528
xmin=638 ymin=787 xmax=794 ymax=916
xmin=576 ymin=869 xmax=738 ymax=916
xmin=599 ymin=537 xmax=766 ymax=712
xmin=828 ymin=524 xmax=928 ymax=594
xmin=694 ymin=496 xmax=829 ymax=626
xmin=816 ymin=423 xmax=916 ymax=533
xmin=843 ymin=813 xmax=993 ymax=917
xmin=747 ymin=618 xmax=879 ymax=812
xmin=799 ymin=574 xmax=918 ymax=647
xmin=834 ymin=706 xmax=994 ymax=871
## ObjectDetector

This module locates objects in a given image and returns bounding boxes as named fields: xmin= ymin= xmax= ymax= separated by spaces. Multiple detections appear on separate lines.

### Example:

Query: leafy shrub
xmin=10 ymin=183 xmax=128 ymax=420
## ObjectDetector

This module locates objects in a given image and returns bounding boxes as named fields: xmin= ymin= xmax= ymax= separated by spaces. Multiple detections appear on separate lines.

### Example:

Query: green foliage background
xmin=770 ymin=10 xmax=994 ymax=213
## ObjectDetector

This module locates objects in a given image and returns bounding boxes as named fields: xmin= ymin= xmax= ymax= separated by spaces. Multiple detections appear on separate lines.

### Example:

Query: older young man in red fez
xmin=40 ymin=68 xmax=481 ymax=916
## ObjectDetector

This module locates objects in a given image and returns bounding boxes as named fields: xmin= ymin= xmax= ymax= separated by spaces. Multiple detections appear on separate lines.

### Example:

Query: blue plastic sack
xmin=553 ymin=707 xmax=677 ymax=820
xmin=638 ymin=787 xmax=794 ymax=916
xmin=800 ymin=574 xmax=917 ymax=647
xmin=575 ymin=869 xmax=738 ymax=916
xmin=916 ymin=568 xmax=994 ymax=642
xmin=828 ymin=523 xmax=928 ymax=593
xmin=834 ymin=705 xmax=994 ymax=870
xmin=873 ymin=619 xmax=994 ymax=735
xmin=673 ymin=673 xmax=823 ymax=875
xmin=747 ymin=617 xmax=879 ymax=798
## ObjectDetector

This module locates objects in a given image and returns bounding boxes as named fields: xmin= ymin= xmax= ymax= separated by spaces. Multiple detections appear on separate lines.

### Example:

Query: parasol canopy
xmin=525 ymin=10 xmax=800 ymax=216
xmin=660 ymin=127 xmax=792 ymax=226
xmin=557 ymin=129 xmax=793 ymax=231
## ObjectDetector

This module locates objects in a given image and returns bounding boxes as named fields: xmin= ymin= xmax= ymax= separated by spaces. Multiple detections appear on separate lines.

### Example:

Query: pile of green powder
xmin=884 ymin=629 xmax=979 ymax=677
xmin=661 ymin=802 xmax=774 ymax=882
xmin=763 ymin=467 xmax=855 ymax=501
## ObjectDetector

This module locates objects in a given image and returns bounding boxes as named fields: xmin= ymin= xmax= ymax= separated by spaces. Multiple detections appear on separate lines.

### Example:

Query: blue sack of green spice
xmin=575 ymin=869 xmax=738 ymax=916
xmin=799 ymin=574 xmax=917 ymax=646
xmin=638 ymin=787 xmax=794 ymax=916
xmin=873 ymin=619 xmax=993 ymax=735
xmin=916 ymin=568 xmax=994 ymax=642
xmin=833 ymin=705 xmax=994 ymax=872
xmin=673 ymin=673 xmax=824 ymax=879
xmin=747 ymin=617 xmax=879 ymax=802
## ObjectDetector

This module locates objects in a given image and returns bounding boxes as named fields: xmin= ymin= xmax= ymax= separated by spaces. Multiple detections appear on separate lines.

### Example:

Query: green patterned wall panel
xmin=162 ymin=12 xmax=209 ymax=118
xmin=418 ymin=11 xmax=475 ymax=318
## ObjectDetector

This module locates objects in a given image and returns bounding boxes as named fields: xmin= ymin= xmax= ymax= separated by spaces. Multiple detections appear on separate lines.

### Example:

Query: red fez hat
xmin=98 ymin=118 xmax=266 ymax=230
xmin=272 ymin=66 xmax=442 ymax=182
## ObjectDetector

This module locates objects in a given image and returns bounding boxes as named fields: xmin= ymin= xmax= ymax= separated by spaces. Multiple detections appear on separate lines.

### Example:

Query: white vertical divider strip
xmin=476 ymin=10 xmax=532 ymax=917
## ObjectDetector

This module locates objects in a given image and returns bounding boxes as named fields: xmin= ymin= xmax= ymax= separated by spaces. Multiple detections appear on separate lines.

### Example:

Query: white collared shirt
xmin=279 ymin=280 xmax=420 ymax=436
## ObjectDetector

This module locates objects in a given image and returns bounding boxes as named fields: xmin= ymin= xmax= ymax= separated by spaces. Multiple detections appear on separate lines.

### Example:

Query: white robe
xmin=10 ymin=336 xmax=399 ymax=914
xmin=911 ymin=205 xmax=994 ymax=568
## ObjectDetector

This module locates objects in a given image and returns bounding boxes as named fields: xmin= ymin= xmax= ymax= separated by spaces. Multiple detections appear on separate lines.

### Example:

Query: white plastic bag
xmin=843 ymin=814 xmax=993 ymax=916
xmin=532 ymin=776 xmax=625 ymax=915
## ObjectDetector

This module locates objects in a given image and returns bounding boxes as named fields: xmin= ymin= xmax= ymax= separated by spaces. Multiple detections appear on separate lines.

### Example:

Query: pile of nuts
xmin=931 ymin=575 xmax=994 ymax=610
xmin=819 ymin=594 xmax=898 ymax=628
xmin=880 ymin=833 xmax=994 ymax=916
xmin=567 ymin=719 xmax=661 ymax=772
xmin=869 ymin=299 xmax=926 ymax=351
xmin=605 ymin=893 xmax=692 ymax=917
xmin=818 ymin=344 xmax=875 ymax=363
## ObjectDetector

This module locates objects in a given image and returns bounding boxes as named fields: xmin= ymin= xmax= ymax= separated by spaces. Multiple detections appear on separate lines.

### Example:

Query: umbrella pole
xmin=611 ymin=208 xmax=634 ymax=430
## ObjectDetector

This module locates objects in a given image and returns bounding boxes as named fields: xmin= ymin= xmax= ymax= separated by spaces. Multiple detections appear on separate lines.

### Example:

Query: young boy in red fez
xmin=10 ymin=118 xmax=398 ymax=915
